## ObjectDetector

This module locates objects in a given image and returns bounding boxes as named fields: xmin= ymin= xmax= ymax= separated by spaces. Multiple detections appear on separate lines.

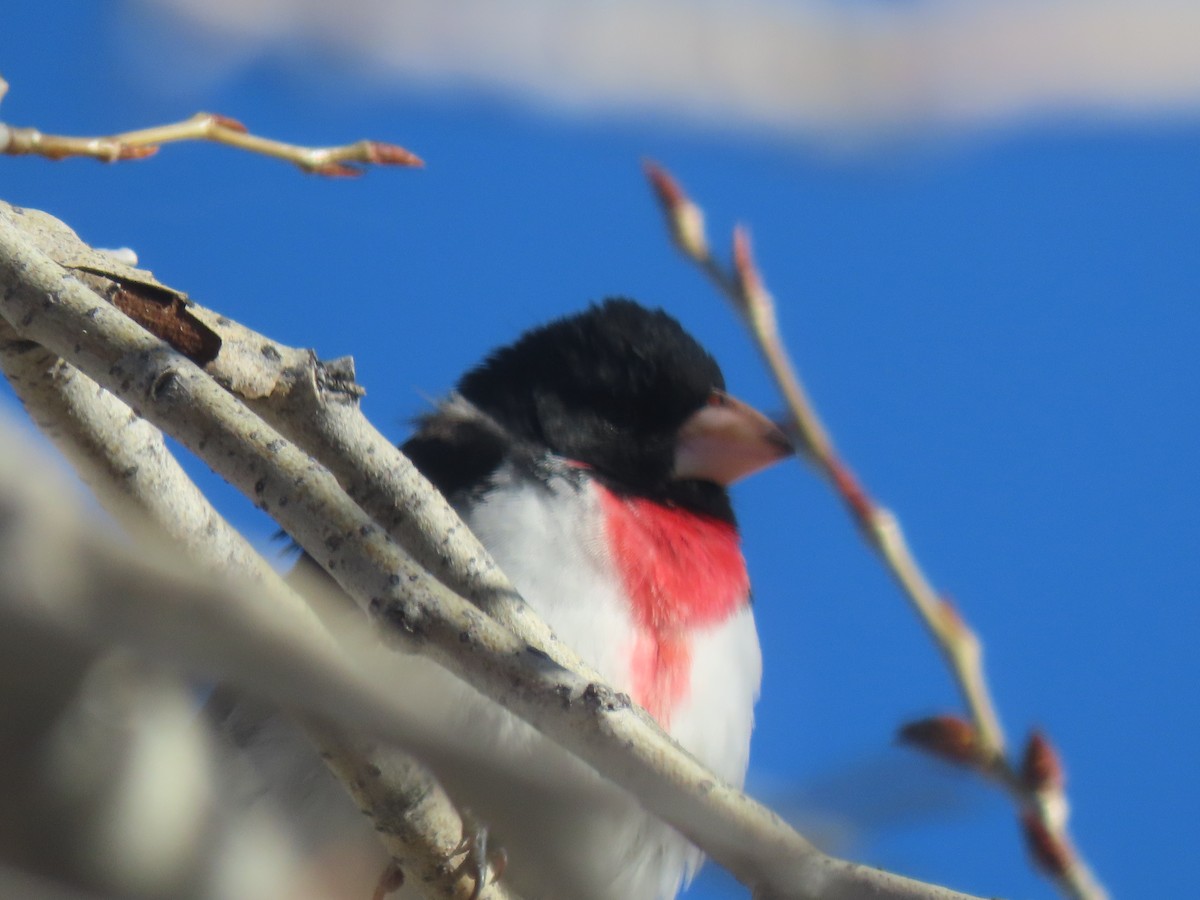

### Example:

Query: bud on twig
xmin=1021 ymin=811 xmax=1073 ymax=878
xmin=898 ymin=715 xmax=985 ymax=768
xmin=641 ymin=159 xmax=1109 ymax=900
xmin=0 ymin=88 xmax=421 ymax=175
xmin=732 ymin=225 xmax=770 ymax=318
xmin=1022 ymin=731 xmax=1064 ymax=794
xmin=1022 ymin=730 xmax=1070 ymax=832
xmin=827 ymin=457 xmax=873 ymax=527
xmin=643 ymin=160 xmax=709 ymax=260
xmin=936 ymin=596 xmax=966 ymax=635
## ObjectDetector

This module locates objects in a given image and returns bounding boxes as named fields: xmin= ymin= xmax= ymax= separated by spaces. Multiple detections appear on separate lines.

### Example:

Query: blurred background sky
xmin=3 ymin=1 xmax=1198 ymax=897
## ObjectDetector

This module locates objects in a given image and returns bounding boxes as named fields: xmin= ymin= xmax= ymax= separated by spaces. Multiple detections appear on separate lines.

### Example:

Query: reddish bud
xmin=1022 ymin=731 xmax=1065 ymax=794
xmin=210 ymin=113 xmax=248 ymax=133
xmin=1021 ymin=811 xmax=1072 ymax=877
xmin=897 ymin=715 xmax=983 ymax=768
xmin=311 ymin=163 xmax=363 ymax=178
xmin=367 ymin=141 xmax=424 ymax=167
xmin=643 ymin=159 xmax=709 ymax=259
xmin=732 ymin=226 xmax=762 ymax=296
xmin=937 ymin=596 xmax=965 ymax=632
xmin=644 ymin=159 xmax=685 ymax=208
xmin=116 ymin=145 xmax=158 ymax=161
xmin=827 ymin=458 xmax=873 ymax=527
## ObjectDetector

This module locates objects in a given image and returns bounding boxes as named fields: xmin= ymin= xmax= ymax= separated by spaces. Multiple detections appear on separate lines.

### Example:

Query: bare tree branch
xmin=0 ymin=199 xmax=991 ymax=899
xmin=0 ymin=79 xmax=420 ymax=176
xmin=645 ymin=160 xmax=1107 ymax=900
xmin=0 ymin=323 xmax=513 ymax=900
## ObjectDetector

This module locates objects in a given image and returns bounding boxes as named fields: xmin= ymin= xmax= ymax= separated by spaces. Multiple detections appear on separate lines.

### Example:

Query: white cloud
xmin=133 ymin=0 xmax=1200 ymax=138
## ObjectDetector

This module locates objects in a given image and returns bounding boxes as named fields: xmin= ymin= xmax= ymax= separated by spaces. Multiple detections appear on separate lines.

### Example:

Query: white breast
xmin=455 ymin=462 xmax=763 ymax=898
xmin=229 ymin=460 xmax=762 ymax=900
xmin=466 ymin=461 xmax=763 ymax=787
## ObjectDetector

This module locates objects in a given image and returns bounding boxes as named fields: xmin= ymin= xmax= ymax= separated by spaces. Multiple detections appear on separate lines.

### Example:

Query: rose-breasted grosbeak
xmin=221 ymin=299 xmax=790 ymax=899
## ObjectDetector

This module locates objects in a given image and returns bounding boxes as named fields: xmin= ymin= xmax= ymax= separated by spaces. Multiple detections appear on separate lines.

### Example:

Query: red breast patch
xmin=595 ymin=485 xmax=749 ymax=725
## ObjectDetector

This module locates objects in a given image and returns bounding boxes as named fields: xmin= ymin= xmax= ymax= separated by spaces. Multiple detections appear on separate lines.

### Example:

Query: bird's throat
xmin=595 ymin=485 xmax=749 ymax=725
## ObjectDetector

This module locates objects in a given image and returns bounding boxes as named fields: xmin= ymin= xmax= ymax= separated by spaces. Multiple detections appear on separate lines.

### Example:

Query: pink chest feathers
xmin=594 ymin=485 xmax=749 ymax=725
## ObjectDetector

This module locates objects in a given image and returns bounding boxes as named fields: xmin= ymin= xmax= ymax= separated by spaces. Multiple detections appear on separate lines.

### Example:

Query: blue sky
xmin=3 ymin=3 xmax=1198 ymax=898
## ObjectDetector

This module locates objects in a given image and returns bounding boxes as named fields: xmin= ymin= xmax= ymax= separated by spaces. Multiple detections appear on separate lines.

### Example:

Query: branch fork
xmin=0 ymin=199 xmax=989 ymax=900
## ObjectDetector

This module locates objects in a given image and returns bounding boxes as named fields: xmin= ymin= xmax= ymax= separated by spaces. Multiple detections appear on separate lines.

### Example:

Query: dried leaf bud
xmin=897 ymin=715 xmax=983 ymax=768
xmin=209 ymin=113 xmax=248 ymax=133
xmin=937 ymin=596 xmax=965 ymax=631
xmin=643 ymin=160 xmax=709 ymax=260
xmin=732 ymin=225 xmax=768 ymax=313
xmin=311 ymin=163 xmax=362 ymax=178
xmin=366 ymin=141 xmax=424 ymax=167
xmin=1022 ymin=731 xmax=1065 ymax=794
xmin=1021 ymin=811 xmax=1072 ymax=877
xmin=827 ymin=458 xmax=873 ymax=527
xmin=115 ymin=145 xmax=159 ymax=162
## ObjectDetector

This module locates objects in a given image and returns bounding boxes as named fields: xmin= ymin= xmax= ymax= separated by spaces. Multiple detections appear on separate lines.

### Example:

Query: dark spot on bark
xmin=583 ymin=683 xmax=631 ymax=713
xmin=260 ymin=343 xmax=282 ymax=362
xmin=254 ymin=478 xmax=266 ymax=494
xmin=388 ymin=574 xmax=401 ymax=587
xmin=149 ymin=369 xmax=177 ymax=400
xmin=379 ymin=600 xmax=426 ymax=640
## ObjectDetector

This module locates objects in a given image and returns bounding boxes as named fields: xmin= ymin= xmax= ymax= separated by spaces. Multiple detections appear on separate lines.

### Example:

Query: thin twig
xmin=0 ymin=103 xmax=421 ymax=176
xmin=644 ymin=159 xmax=1108 ymax=900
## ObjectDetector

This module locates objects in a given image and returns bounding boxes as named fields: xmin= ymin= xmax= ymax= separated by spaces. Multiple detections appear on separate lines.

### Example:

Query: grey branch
xmin=0 ymin=199 xmax=988 ymax=900
xmin=0 ymin=324 xmax=511 ymax=900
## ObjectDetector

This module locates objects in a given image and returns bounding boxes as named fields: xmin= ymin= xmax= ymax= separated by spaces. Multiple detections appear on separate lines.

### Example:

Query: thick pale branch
xmin=0 ymin=200 xmax=986 ymax=899
xmin=14 ymin=206 xmax=563 ymax=676
xmin=0 ymin=418 xmax=527 ymax=791
xmin=0 ymin=328 xmax=507 ymax=900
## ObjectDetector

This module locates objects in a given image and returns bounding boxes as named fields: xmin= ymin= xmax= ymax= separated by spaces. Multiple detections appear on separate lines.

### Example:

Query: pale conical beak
xmin=673 ymin=391 xmax=793 ymax=486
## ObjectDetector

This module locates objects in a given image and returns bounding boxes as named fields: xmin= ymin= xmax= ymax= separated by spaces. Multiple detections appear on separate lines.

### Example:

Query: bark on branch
xmin=0 ymin=198 xmax=987 ymax=900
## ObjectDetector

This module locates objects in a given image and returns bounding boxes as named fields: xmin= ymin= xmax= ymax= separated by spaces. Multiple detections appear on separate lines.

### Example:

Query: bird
xmin=217 ymin=298 xmax=791 ymax=900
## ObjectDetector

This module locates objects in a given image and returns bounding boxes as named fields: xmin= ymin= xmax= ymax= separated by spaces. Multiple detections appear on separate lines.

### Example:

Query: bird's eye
xmin=707 ymin=392 xmax=727 ymax=407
